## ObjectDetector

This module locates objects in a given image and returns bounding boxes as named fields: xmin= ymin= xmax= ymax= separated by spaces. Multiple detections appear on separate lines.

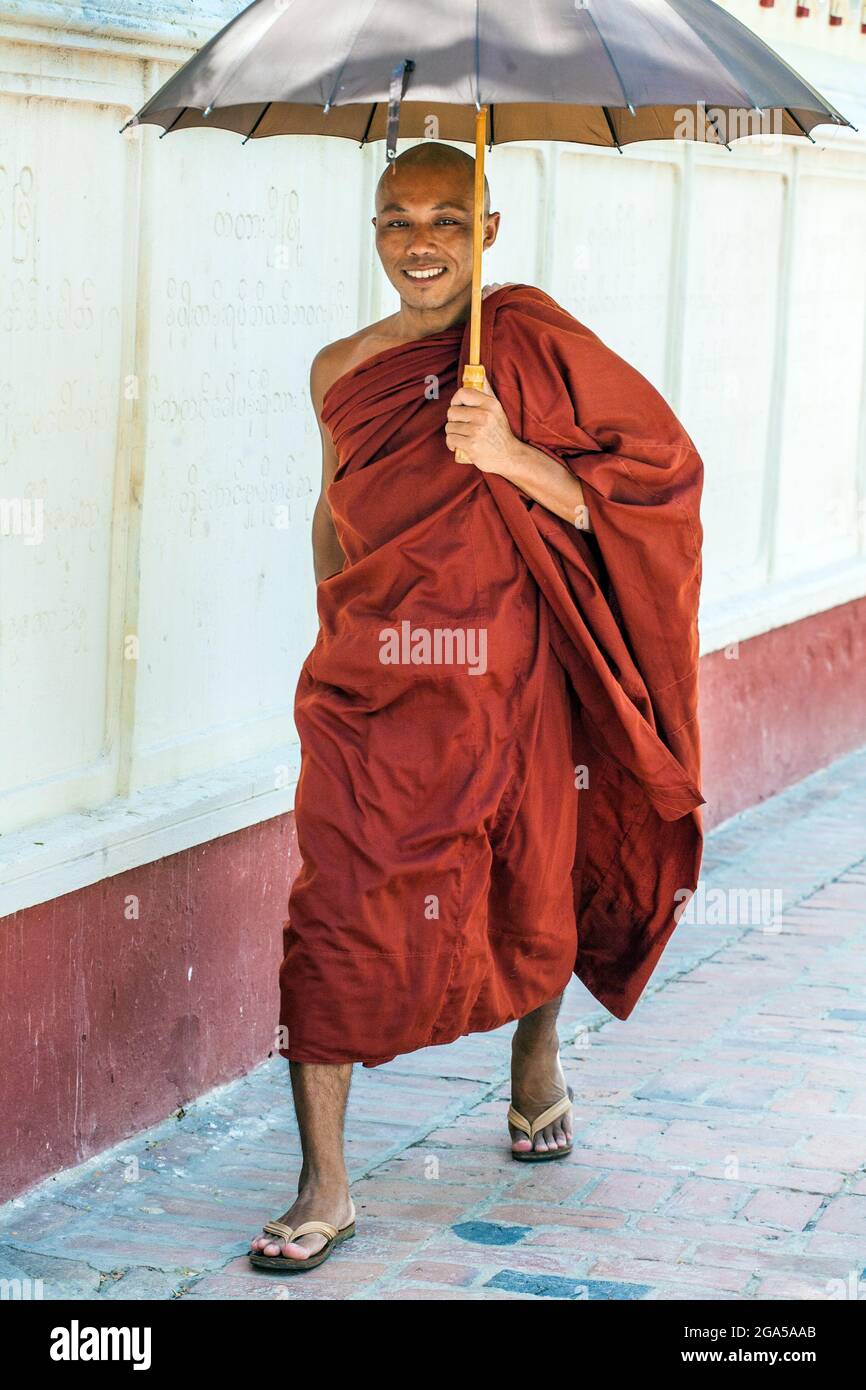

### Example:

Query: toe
xmin=251 ymin=1233 xmax=280 ymax=1254
xmin=511 ymin=1134 xmax=533 ymax=1153
xmin=282 ymin=1235 xmax=325 ymax=1261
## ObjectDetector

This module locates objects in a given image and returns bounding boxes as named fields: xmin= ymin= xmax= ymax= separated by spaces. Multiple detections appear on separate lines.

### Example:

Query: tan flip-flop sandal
xmin=508 ymin=1085 xmax=574 ymax=1162
xmin=249 ymin=1202 xmax=356 ymax=1273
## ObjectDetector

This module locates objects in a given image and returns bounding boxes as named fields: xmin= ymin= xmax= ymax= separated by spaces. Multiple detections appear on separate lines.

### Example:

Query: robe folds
xmin=278 ymin=284 xmax=705 ymax=1068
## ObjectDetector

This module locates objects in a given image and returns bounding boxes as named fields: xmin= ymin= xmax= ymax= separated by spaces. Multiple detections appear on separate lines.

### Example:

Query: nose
xmin=404 ymin=227 xmax=438 ymax=257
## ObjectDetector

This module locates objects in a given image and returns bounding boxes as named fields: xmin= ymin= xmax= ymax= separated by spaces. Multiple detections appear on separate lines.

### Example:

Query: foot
xmin=509 ymin=1028 xmax=573 ymax=1156
xmin=249 ymin=1181 xmax=354 ymax=1262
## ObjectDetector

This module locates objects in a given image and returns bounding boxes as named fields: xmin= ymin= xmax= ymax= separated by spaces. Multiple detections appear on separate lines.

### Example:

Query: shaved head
xmin=372 ymin=139 xmax=500 ymax=317
xmin=376 ymin=141 xmax=491 ymax=216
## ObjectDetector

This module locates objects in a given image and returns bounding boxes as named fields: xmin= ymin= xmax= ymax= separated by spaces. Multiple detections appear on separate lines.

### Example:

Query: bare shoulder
xmin=309 ymin=314 xmax=401 ymax=413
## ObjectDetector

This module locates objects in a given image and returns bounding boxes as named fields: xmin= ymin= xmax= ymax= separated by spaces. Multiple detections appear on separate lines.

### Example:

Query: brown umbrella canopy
xmin=124 ymin=0 xmax=851 ymax=150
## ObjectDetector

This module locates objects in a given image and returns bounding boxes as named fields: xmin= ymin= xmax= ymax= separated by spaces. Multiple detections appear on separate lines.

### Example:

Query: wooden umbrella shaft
xmin=467 ymin=105 xmax=487 ymax=374
xmin=457 ymin=105 xmax=486 ymax=391
xmin=453 ymin=108 xmax=489 ymax=464
xmin=454 ymin=107 xmax=487 ymax=464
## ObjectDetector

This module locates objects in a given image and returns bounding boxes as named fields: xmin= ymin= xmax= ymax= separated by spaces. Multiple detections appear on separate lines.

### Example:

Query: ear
xmin=482 ymin=210 xmax=501 ymax=250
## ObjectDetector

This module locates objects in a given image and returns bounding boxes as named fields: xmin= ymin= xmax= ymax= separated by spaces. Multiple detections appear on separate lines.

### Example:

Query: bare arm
xmin=498 ymin=439 xmax=592 ymax=531
xmin=309 ymin=349 xmax=347 ymax=584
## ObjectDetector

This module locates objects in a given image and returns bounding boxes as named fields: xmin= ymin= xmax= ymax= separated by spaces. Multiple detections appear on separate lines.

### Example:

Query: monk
xmin=250 ymin=141 xmax=705 ymax=1271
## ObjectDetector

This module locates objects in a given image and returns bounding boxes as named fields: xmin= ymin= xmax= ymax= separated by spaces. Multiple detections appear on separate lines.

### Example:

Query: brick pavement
xmin=2 ymin=746 xmax=866 ymax=1301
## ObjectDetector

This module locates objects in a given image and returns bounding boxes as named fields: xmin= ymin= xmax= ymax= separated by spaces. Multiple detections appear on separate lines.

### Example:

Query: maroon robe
xmin=279 ymin=284 xmax=704 ymax=1067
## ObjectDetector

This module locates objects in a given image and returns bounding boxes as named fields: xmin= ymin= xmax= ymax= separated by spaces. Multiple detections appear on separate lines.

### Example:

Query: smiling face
xmin=373 ymin=148 xmax=499 ymax=315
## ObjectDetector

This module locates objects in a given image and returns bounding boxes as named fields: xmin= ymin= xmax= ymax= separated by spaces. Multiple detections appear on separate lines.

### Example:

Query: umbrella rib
xmin=126 ymin=0 xmax=253 ymax=127
xmin=785 ymin=107 xmax=815 ymax=144
xmin=488 ymin=103 xmax=495 ymax=150
xmin=324 ymin=0 xmax=384 ymax=111
xmin=242 ymin=103 xmax=271 ymax=144
xmin=583 ymin=9 xmax=635 ymax=115
xmin=202 ymin=2 xmax=288 ymax=117
xmin=158 ymin=107 xmax=188 ymax=139
xmin=601 ymin=106 xmax=622 ymax=153
xmin=662 ymin=3 xmax=763 ymax=114
xmin=359 ymin=103 xmax=377 ymax=147
xmin=705 ymin=108 xmax=732 ymax=151
xmin=668 ymin=0 xmax=848 ymax=126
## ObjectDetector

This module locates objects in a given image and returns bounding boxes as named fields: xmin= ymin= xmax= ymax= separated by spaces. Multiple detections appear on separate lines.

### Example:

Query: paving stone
xmin=0 ymin=1244 xmax=99 ymax=1300
xmin=400 ymin=1260 xmax=480 ymax=1287
xmin=814 ymin=1196 xmax=866 ymax=1237
xmin=451 ymin=1220 xmax=531 ymax=1246
xmin=99 ymin=1268 xmax=186 ymax=1300
xmin=486 ymin=1269 xmax=651 ymax=1299
xmin=3 ymin=744 xmax=866 ymax=1301
xmin=738 ymin=1188 xmax=826 ymax=1231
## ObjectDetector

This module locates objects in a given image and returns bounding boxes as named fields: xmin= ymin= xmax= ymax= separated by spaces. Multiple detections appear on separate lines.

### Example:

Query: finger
xmin=450 ymin=387 xmax=489 ymax=409
xmin=455 ymin=379 xmax=497 ymax=405
xmin=446 ymin=407 xmax=481 ymax=425
xmin=480 ymin=379 xmax=503 ymax=409
xmin=447 ymin=422 xmax=475 ymax=444
xmin=448 ymin=438 xmax=474 ymax=463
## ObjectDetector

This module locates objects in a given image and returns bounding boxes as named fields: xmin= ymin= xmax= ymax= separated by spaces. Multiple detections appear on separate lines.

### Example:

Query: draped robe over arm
xmin=278 ymin=284 xmax=704 ymax=1067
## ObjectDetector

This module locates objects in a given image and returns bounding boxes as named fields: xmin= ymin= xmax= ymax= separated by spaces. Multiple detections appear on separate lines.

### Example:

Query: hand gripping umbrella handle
xmin=454 ymin=363 xmax=487 ymax=465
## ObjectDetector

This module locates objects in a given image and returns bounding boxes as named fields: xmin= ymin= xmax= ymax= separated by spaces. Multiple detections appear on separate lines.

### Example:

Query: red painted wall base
xmin=700 ymin=595 xmax=866 ymax=829
xmin=3 ymin=595 xmax=865 ymax=1202
xmin=2 ymin=817 xmax=301 ymax=1204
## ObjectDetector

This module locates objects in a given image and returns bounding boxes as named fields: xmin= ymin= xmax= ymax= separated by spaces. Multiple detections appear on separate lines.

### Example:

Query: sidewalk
xmin=3 ymin=747 xmax=866 ymax=1301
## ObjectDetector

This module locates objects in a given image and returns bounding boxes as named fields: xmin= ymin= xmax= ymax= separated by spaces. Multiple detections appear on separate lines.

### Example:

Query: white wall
xmin=1 ymin=0 xmax=865 ymax=913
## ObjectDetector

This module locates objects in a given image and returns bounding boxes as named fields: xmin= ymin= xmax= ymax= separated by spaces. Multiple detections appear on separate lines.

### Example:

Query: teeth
xmin=405 ymin=267 xmax=445 ymax=279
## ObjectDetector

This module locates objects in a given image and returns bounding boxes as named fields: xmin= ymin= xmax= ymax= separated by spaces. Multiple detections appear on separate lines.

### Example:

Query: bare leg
xmin=250 ymin=1061 xmax=354 ymax=1261
xmin=509 ymin=992 xmax=573 ymax=1155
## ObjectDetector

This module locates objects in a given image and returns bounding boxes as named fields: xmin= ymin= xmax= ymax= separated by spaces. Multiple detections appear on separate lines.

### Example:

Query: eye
xmin=386 ymin=219 xmax=409 ymax=228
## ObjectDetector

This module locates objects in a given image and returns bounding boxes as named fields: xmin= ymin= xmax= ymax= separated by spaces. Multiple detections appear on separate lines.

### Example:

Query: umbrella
xmin=120 ymin=0 xmax=852 ymax=418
